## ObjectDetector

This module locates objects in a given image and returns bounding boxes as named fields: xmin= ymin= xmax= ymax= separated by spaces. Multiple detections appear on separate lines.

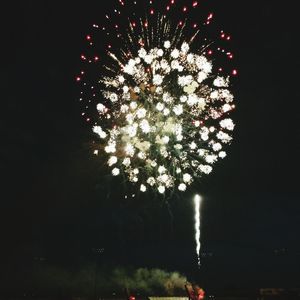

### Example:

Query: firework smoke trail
xmin=194 ymin=194 xmax=202 ymax=267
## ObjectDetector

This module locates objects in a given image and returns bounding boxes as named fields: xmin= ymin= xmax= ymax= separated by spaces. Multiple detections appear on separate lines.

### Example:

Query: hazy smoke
xmin=110 ymin=267 xmax=187 ymax=295
xmin=11 ymin=264 xmax=188 ymax=296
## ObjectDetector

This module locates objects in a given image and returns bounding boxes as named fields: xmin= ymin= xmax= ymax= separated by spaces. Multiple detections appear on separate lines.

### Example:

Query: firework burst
xmin=77 ymin=0 xmax=237 ymax=195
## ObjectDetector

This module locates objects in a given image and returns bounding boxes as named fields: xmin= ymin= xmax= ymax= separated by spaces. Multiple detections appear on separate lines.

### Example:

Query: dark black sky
xmin=1 ymin=0 xmax=300 ymax=290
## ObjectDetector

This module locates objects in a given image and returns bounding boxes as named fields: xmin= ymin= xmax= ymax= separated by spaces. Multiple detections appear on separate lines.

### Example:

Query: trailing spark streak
xmin=194 ymin=194 xmax=202 ymax=267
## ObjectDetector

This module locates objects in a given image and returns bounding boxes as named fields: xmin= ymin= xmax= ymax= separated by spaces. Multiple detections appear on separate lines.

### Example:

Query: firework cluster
xmin=93 ymin=39 xmax=235 ymax=194
xmin=77 ymin=0 xmax=237 ymax=194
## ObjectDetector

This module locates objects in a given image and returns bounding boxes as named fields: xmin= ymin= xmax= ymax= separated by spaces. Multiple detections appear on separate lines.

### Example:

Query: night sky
xmin=1 ymin=0 xmax=300 ymax=292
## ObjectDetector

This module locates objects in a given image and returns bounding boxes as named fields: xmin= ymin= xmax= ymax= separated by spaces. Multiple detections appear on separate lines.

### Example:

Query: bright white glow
xmin=122 ymin=157 xmax=131 ymax=167
xmin=144 ymin=54 xmax=153 ymax=64
xmin=190 ymin=141 xmax=197 ymax=150
xmin=212 ymin=143 xmax=222 ymax=151
xmin=138 ymin=151 xmax=146 ymax=159
xmin=156 ymin=102 xmax=164 ymax=111
xmin=109 ymin=93 xmax=118 ymax=102
xmin=93 ymin=35 xmax=235 ymax=194
xmin=174 ymin=144 xmax=182 ymax=150
xmin=112 ymin=167 xmax=120 ymax=176
xmin=134 ymin=86 xmax=140 ymax=93
xmin=199 ymin=164 xmax=212 ymax=174
xmin=158 ymin=185 xmax=165 ymax=193
xmin=162 ymin=136 xmax=170 ymax=144
xmin=163 ymin=108 xmax=170 ymax=116
xmin=164 ymin=40 xmax=171 ymax=49
xmin=147 ymin=177 xmax=155 ymax=186
xmin=181 ymin=42 xmax=190 ymax=53
xmin=220 ymin=118 xmax=235 ymax=131
xmin=120 ymin=104 xmax=129 ymax=113
xmin=140 ymin=119 xmax=150 ymax=133
xmin=178 ymin=183 xmax=186 ymax=191
xmin=205 ymin=154 xmax=217 ymax=164
xmin=219 ymin=151 xmax=227 ymax=158
xmin=104 ymin=141 xmax=116 ymax=153
xmin=213 ymin=76 xmax=229 ymax=87
xmin=160 ymin=173 xmax=169 ymax=183
xmin=127 ymin=124 xmax=137 ymax=137
xmin=194 ymin=194 xmax=202 ymax=267
xmin=153 ymin=74 xmax=163 ymax=85
xmin=96 ymin=103 xmax=106 ymax=113
xmin=140 ymin=184 xmax=147 ymax=192
xmin=118 ymin=75 xmax=125 ymax=83
xmin=173 ymin=104 xmax=183 ymax=115
xmin=130 ymin=101 xmax=137 ymax=110
xmin=187 ymin=53 xmax=194 ymax=63
xmin=183 ymin=173 xmax=192 ymax=183
xmin=125 ymin=143 xmax=135 ymax=156
xmin=171 ymin=49 xmax=179 ymax=59
xmin=136 ymin=108 xmax=146 ymax=119
xmin=222 ymin=103 xmax=232 ymax=113
xmin=138 ymin=48 xmax=147 ymax=58
xmin=108 ymin=156 xmax=117 ymax=166
xmin=93 ymin=126 xmax=107 ymax=139
xmin=157 ymin=49 xmax=164 ymax=56
xmin=158 ymin=165 xmax=166 ymax=174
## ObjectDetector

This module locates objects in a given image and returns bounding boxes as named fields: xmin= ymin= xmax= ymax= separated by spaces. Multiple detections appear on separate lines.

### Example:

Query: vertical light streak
xmin=194 ymin=194 xmax=202 ymax=267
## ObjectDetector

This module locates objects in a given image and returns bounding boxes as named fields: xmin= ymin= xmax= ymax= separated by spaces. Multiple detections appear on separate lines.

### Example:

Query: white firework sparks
xmin=78 ymin=2 xmax=237 ymax=195
xmin=93 ymin=40 xmax=235 ymax=193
